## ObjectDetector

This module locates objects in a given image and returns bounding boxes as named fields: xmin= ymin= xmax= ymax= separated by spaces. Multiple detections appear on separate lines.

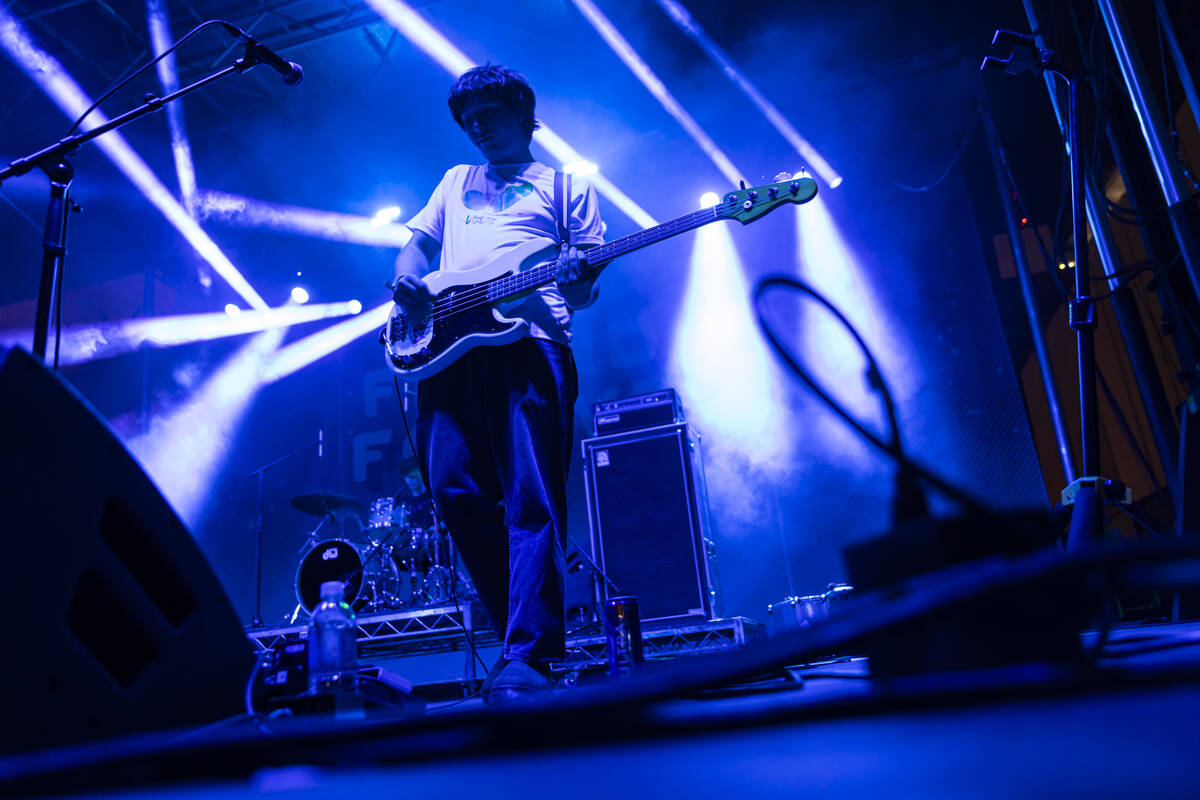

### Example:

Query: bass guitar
xmin=382 ymin=175 xmax=818 ymax=379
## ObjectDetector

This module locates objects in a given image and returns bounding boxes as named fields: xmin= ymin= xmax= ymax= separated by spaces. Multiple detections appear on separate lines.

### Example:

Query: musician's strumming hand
xmin=392 ymin=274 xmax=434 ymax=314
xmin=555 ymin=243 xmax=597 ymax=309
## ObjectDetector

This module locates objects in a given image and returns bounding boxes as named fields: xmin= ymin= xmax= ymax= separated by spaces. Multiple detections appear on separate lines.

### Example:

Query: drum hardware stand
xmin=566 ymin=535 xmax=622 ymax=632
xmin=284 ymin=512 xmax=337 ymax=623
xmin=0 ymin=48 xmax=293 ymax=364
xmin=983 ymin=30 xmax=1112 ymax=549
xmin=241 ymin=432 xmax=323 ymax=629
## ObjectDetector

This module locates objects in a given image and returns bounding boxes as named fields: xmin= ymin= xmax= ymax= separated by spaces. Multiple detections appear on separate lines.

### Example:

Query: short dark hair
xmin=447 ymin=64 xmax=540 ymax=141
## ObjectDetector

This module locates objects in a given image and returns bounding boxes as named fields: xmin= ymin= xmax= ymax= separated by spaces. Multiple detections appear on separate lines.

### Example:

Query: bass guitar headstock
xmin=715 ymin=173 xmax=819 ymax=224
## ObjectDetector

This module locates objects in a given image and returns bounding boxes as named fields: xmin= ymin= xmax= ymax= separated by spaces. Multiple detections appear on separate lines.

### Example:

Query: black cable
xmin=752 ymin=275 xmax=988 ymax=514
xmin=394 ymin=375 xmax=488 ymax=678
xmin=65 ymin=19 xmax=233 ymax=135
xmin=1111 ymin=503 xmax=1172 ymax=543
xmin=1088 ymin=253 xmax=1181 ymax=301
xmin=429 ymin=687 xmax=486 ymax=713
xmin=892 ymin=107 xmax=982 ymax=193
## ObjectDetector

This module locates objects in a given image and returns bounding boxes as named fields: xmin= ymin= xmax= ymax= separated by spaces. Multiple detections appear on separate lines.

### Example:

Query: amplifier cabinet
xmin=581 ymin=422 xmax=719 ymax=623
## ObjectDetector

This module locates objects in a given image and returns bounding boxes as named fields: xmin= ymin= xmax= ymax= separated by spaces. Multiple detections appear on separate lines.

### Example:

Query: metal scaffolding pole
xmin=1096 ymin=0 xmax=1200 ymax=307
xmin=1153 ymin=0 xmax=1200 ymax=138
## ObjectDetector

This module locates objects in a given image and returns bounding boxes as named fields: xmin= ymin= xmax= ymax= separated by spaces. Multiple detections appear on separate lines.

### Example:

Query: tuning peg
xmin=739 ymin=180 xmax=746 ymax=190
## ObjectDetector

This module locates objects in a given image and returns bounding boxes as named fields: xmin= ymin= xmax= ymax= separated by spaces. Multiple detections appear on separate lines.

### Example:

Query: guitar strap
xmin=553 ymin=170 xmax=572 ymax=247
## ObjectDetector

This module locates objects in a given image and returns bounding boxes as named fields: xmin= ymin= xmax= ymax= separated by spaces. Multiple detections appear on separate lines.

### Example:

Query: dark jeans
xmin=415 ymin=337 xmax=577 ymax=667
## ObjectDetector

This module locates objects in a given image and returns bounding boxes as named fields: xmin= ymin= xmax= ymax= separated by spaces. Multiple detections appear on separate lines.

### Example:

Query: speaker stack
xmin=0 ymin=347 xmax=254 ymax=755
xmin=582 ymin=389 xmax=719 ymax=623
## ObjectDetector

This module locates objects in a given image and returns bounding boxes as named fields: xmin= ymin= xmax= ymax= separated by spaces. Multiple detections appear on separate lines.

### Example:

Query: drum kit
xmin=288 ymin=465 xmax=466 ymax=620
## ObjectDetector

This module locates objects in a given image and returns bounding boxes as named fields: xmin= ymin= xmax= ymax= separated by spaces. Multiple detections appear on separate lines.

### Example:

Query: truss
xmin=247 ymin=607 xmax=762 ymax=665
xmin=560 ymin=616 xmax=763 ymax=669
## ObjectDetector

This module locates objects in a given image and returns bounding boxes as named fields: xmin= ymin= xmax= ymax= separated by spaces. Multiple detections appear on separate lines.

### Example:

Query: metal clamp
xmin=1068 ymin=296 xmax=1096 ymax=331
xmin=1061 ymin=476 xmax=1132 ymax=506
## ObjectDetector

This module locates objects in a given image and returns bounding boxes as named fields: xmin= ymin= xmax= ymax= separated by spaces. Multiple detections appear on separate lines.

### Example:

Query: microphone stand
xmin=241 ymin=433 xmax=323 ymax=629
xmin=982 ymin=30 xmax=1109 ymax=548
xmin=567 ymin=535 xmax=623 ymax=632
xmin=0 ymin=47 xmax=288 ymax=364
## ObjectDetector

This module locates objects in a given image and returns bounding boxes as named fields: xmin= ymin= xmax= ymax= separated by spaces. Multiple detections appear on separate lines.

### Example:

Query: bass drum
xmin=295 ymin=538 xmax=398 ymax=613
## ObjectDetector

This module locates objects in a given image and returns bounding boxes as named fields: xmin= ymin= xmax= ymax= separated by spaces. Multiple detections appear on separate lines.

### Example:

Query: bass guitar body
xmin=382 ymin=174 xmax=819 ymax=381
xmin=383 ymin=239 xmax=560 ymax=380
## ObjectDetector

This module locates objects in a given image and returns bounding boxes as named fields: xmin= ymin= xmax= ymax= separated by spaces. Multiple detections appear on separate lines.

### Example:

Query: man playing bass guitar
xmin=391 ymin=64 xmax=605 ymax=703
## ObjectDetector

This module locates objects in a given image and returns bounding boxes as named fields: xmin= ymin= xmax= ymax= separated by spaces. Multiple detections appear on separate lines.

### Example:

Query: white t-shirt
xmin=406 ymin=161 xmax=605 ymax=345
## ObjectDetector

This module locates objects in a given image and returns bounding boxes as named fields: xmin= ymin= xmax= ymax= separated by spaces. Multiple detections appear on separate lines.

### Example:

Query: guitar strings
xmin=422 ymin=204 xmax=719 ymax=317
xmin=400 ymin=203 xmax=728 ymax=330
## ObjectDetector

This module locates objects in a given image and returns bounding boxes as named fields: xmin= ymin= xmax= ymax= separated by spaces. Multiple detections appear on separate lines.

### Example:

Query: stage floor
xmin=5 ymin=619 xmax=1199 ymax=798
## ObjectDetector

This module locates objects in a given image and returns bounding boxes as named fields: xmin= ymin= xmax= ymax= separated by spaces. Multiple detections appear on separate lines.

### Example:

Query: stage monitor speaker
xmin=582 ymin=422 xmax=718 ymax=623
xmin=0 ymin=347 xmax=255 ymax=755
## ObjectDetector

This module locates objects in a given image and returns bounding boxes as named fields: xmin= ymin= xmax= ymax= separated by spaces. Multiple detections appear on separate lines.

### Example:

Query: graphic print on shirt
xmin=462 ymin=180 xmax=535 ymax=226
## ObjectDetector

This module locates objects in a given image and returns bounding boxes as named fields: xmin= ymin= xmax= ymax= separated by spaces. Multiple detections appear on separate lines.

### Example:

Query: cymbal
xmin=291 ymin=493 xmax=365 ymax=518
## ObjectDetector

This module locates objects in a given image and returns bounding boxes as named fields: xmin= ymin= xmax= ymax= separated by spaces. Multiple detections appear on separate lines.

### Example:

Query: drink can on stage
xmin=603 ymin=595 xmax=644 ymax=678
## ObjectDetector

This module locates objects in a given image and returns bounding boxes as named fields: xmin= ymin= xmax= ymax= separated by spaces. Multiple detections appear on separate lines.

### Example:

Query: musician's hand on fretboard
xmin=555 ymin=243 xmax=597 ymax=309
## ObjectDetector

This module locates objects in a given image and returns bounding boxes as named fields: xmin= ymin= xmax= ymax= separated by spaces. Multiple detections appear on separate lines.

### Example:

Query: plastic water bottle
xmin=307 ymin=580 xmax=358 ymax=693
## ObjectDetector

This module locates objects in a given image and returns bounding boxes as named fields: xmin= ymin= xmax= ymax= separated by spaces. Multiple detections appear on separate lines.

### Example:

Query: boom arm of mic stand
xmin=568 ymin=535 xmax=622 ymax=594
xmin=0 ymin=62 xmax=244 ymax=185
xmin=1 ymin=60 xmax=256 ymax=364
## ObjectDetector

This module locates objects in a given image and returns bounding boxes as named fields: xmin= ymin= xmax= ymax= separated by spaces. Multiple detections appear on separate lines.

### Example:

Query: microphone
xmin=317 ymin=428 xmax=324 ymax=458
xmin=220 ymin=22 xmax=303 ymax=86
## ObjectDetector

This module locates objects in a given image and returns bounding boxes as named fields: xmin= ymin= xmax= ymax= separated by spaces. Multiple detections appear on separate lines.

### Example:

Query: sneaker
xmin=486 ymin=659 xmax=553 ymax=705
xmin=480 ymin=654 xmax=507 ymax=697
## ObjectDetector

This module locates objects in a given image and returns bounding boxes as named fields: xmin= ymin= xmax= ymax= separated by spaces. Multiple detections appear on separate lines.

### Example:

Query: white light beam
xmin=0 ymin=8 xmax=269 ymax=310
xmin=571 ymin=0 xmax=746 ymax=188
xmin=652 ymin=0 xmax=843 ymax=189
xmin=362 ymin=0 xmax=657 ymax=228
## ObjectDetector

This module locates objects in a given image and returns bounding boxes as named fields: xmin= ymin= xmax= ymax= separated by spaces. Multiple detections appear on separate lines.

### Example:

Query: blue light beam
xmin=671 ymin=223 xmax=790 ymax=461
xmin=651 ymin=0 xmax=843 ymax=189
xmin=570 ymin=0 xmax=747 ymax=187
xmin=146 ymin=0 xmax=199 ymax=216
xmin=262 ymin=300 xmax=393 ymax=384
xmin=122 ymin=324 xmax=287 ymax=526
xmin=792 ymin=196 xmax=912 ymax=465
xmin=195 ymin=190 xmax=415 ymax=248
xmin=0 ymin=300 xmax=360 ymax=365
xmin=0 ymin=8 xmax=269 ymax=309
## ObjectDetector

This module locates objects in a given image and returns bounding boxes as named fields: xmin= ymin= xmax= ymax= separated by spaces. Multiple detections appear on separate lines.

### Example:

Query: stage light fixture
xmin=195 ymin=190 xmax=414 ymax=248
xmin=371 ymin=206 xmax=403 ymax=227
xmin=563 ymin=160 xmax=598 ymax=176
xmin=651 ymin=0 xmax=843 ymax=190
xmin=362 ymin=0 xmax=657 ymax=228
xmin=0 ymin=301 xmax=362 ymax=365
xmin=0 ymin=8 xmax=270 ymax=310
xmin=569 ymin=0 xmax=746 ymax=187
xmin=291 ymin=286 xmax=310 ymax=304
xmin=699 ymin=191 xmax=721 ymax=208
